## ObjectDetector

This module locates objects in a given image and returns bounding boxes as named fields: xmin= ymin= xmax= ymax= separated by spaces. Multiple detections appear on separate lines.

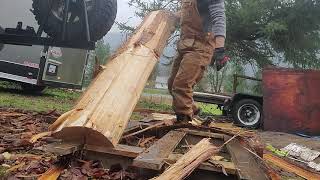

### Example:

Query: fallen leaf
xmin=70 ymin=167 xmax=83 ymax=176
xmin=6 ymin=162 xmax=25 ymax=173
xmin=0 ymin=147 xmax=6 ymax=154
xmin=26 ymin=124 xmax=37 ymax=132
xmin=2 ymin=164 xmax=11 ymax=168
xmin=13 ymin=139 xmax=32 ymax=147
xmin=0 ymin=154 xmax=4 ymax=163
xmin=38 ymin=165 xmax=64 ymax=180
xmin=3 ymin=152 xmax=12 ymax=160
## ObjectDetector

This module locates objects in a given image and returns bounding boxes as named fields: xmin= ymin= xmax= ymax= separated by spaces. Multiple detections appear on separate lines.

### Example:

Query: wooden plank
xmin=133 ymin=131 xmax=186 ymax=170
xmin=165 ymin=153 xmax=237 ymax=175
xmin=46 ymin=143 xmax=143 ymax=161
xmin=152 ymin=138 xmax=219 ymax=180
xmin=85 ymin=144 xmax=144 ymax=158
xmin=264 ymin=153 xmax=320 ymax=180
xmin=44 ymin=142 xmax=143 ymax=158
xmin=49 ymin=10 xmax=178 ymax=147
xmin=44 ymin=142 xmax=82 ymax=156
xmin=226 ymin=137 xmax=269 ymax=180
xmin=180 ymin=129 xmax=225 ymax=139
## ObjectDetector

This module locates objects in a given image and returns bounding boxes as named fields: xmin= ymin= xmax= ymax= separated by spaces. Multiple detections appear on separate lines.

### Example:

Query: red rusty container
xmin=263 ymin=68 xmax=320 ymax=135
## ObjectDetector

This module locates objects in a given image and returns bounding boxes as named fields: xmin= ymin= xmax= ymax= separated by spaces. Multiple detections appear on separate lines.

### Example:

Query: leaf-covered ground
xmin=0 ymin=108 xmax=142 ymax=180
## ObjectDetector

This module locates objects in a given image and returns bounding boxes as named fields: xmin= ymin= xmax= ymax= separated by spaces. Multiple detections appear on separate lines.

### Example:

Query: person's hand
xmin=210 ymin=47 xmax=230 ymax=71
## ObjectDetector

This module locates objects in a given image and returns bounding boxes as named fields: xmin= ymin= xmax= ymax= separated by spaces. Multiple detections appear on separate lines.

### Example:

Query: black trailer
xmin=194 ymin=74 xmax=263 ymax=129
xmin=0 ymin=0 xmax=117 ymax=92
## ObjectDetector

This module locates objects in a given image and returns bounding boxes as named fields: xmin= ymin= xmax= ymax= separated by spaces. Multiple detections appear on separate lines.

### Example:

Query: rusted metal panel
xmin=263 ymin=68 xmax=320 ymax=135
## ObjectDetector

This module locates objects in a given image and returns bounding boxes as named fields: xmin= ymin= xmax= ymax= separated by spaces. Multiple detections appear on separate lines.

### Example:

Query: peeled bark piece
xmin=153 ymin=138 xmax=219 ymax=180
xmin=50 ymin=10 xmax=177 ymax=147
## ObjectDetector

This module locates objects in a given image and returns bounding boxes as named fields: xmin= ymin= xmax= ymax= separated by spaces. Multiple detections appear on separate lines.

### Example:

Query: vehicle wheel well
xmin=231 ymin=94 xmax=263 ymax=108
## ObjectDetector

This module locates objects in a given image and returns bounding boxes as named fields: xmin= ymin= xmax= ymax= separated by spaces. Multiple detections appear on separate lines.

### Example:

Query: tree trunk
xmin=152 ymin=138 xmax=219 ymax=180
xmin=49 ymin=10 xmax=178 ymax=147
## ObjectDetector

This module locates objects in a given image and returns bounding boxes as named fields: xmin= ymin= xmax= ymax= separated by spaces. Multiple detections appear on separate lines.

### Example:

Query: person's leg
xmin=191 ymin=38 xmax=215 ymax=117
xmin=171 ymin=50 xmax=205 ymax=120
xmin=168 ymin=53 xmax=183 ymax=95
xmin=191 ymin=62 xmax=208 ymax=116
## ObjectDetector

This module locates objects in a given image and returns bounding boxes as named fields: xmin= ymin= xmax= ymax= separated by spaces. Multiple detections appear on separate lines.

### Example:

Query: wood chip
xmin=152 ymin=138 xmax=219 ymax=180
xmin=29 ymin=131 xmax=53 ymax=143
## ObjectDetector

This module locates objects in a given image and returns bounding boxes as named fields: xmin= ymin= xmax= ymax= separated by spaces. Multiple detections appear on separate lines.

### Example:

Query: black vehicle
xmin=194 ymin=75 xmax=263 ymax=129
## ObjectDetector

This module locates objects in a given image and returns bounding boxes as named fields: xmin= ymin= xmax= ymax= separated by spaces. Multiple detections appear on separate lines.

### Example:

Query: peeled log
xmin=49 ymin=10 xmax=177 ymax=147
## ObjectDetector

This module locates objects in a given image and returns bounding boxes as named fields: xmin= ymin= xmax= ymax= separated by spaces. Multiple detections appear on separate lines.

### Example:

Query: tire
xmin=21 ymin=84 xmax=46 ymax=93
xmin=232 ymin=99 xmax=262 ymax=129
xmin=32 ymin=0 xmax=117 ymax=42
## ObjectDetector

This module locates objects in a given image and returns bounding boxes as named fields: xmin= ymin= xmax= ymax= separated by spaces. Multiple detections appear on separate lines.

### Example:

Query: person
xmin=168 ymin=0 xmax=229 ymax=122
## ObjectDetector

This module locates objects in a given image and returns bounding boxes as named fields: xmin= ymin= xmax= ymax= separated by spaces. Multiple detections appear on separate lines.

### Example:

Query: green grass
xmin=0 ymin=81 xmax=81 ymax=113
xmin=0 ymin=81 xmax=222 ymax=117
xmin=143 ymin=88 xmax=169 ymax=95
xmin=0 ymin=166 xmax=8 ymax=178
xmin=135 ymin=100 xmax=222 ymax=117
xmin=198 ymin=103 xmax=222 ymax=116
xmin=137 ymin=100 xmax=173 ymax=112
xmin=130 ymin=100 xmax=173 ymax=121
xmin=130 ymin=101 xmax=221 ymax=121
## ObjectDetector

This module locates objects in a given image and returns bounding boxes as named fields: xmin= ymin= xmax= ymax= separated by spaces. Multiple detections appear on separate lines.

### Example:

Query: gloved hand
xmin=211 ymin=47 xmax=230 ymax=71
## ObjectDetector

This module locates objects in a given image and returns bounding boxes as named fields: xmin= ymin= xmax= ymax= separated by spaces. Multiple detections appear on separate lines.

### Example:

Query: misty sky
xmin=110 ymin=0 xmax=140 ymax=32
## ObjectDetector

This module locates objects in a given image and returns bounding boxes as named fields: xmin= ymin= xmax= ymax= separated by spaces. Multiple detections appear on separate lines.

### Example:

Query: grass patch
xmin=132 ymin=101 xmax=222 ymax=120
xmin=130 ymin=100 xmax=173 ymax=121
xmin=130 ymin=112 xmax=144 ymax=121
xmin=0 ymin=166 xmax=8 ymax=178
xmin=143 ymin=88 xmax=169 ymax=95
xmin=0 ymin=82 xmax=81 ymax=113
xmin=0 ymin=81 xmax=222 ymax=117
xmin=137 ymin=100 xmax=172 ymax=112
xmin=198 ymin=103 xmax=222 ymax=116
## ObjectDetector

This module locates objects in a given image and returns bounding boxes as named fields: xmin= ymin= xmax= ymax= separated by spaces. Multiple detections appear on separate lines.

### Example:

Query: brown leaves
xmin=58 ymin=160 xmax=138 ymax=180
xmin=0 ymin=109 xmax=60 ymax=151
xmin=0 ymin=109 xmax=59 ymax=178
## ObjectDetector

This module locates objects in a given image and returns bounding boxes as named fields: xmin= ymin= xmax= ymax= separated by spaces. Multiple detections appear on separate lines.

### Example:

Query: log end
xmin=52 ymin=127 xmax=114 ymax=147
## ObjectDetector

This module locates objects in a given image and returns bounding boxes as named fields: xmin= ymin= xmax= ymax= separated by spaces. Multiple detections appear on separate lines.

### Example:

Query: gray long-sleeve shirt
xmin=198 ymin=0 xmax=226 ymax=38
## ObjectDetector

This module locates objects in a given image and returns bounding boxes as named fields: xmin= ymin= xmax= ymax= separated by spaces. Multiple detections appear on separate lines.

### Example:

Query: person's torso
xmin=180 ymin=0 xmax=211 ymax=39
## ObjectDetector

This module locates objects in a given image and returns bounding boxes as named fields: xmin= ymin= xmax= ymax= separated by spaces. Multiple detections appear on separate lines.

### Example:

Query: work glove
xmin=211 ymin=47 xmax=230 ymax=71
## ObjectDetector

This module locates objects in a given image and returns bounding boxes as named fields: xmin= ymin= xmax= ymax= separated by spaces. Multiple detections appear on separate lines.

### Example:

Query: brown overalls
xmin=168 ymin=0 xmax=215 ymax=119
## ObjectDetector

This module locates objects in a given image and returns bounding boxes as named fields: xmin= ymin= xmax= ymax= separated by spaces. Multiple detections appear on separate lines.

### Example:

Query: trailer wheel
xmin=32 ymin=0 xmax=117 ymax=41
xmin=233 ymin=99 xmax=262 ymax=129
xmin=21 ymin=84 xmax=46 ymax=93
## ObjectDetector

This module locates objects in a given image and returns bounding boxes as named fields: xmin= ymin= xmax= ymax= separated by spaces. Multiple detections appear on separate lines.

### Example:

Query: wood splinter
xmin=152 ymin=138 xmax=219 ymax=180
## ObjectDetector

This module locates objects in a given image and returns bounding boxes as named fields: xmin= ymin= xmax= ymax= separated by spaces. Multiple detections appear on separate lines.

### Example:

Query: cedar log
xmin=49 ymin=10 xmax=177 ymax=147
xmin=152 ymin=138 xmax=219 ymax=180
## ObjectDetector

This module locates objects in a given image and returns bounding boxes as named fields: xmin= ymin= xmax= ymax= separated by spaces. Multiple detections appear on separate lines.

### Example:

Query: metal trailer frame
xmin=0 ymin=0 xmax=97 ymax=91
xmin=193 ymin=74 xmax=263 ymax=128
xmin=0 ymin=0 xmax=95 ymax=50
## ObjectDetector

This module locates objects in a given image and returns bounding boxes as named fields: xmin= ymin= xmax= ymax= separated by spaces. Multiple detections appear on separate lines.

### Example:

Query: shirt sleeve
xmin=208 ymin=0 xmax=226 ymax=38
